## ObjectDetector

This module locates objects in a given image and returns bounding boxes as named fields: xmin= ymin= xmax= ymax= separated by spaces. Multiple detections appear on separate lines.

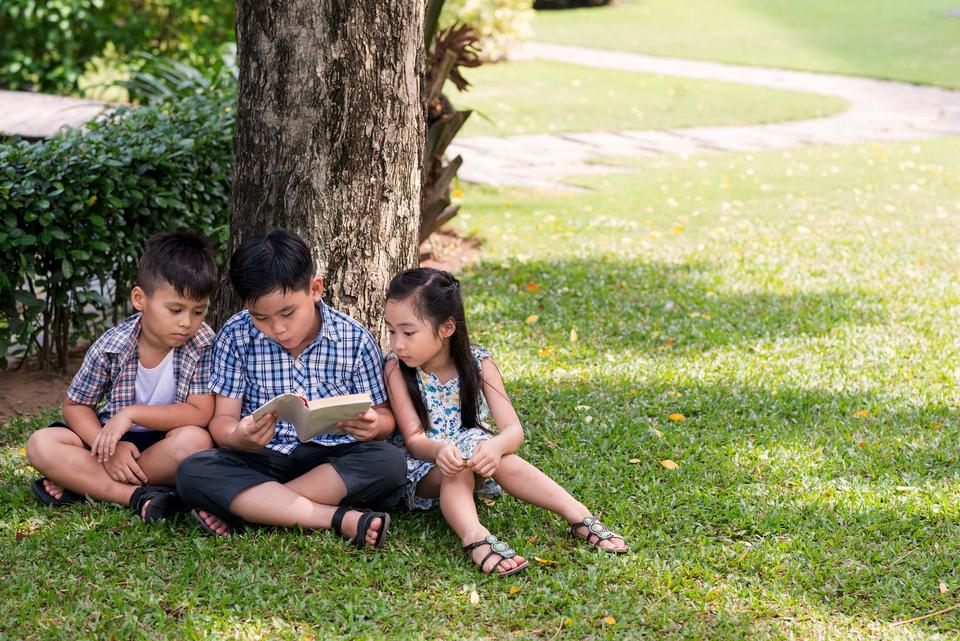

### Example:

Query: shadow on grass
xmin=509 ymin=372 xmax=960 ymax=633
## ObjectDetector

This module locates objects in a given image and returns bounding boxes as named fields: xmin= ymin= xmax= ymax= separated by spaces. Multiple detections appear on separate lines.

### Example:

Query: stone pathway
xmin=449 ymin=42 xmax=960 ymax=189
xmin=0 ymin=90 xmax=109 ymax=140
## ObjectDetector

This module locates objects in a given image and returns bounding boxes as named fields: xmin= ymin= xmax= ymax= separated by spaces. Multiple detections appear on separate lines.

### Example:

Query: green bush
xmin=0 ymin=90 xmax=233 ymax=369
xmin=440 ymin=0 xmax=535 ymax=60
xmin=0 ymin=0 xmax=234 ymax=95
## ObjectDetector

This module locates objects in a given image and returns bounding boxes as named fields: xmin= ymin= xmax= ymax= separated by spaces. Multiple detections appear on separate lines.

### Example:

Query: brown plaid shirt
xmin=66 ymin=313 xmax=214 ymax=424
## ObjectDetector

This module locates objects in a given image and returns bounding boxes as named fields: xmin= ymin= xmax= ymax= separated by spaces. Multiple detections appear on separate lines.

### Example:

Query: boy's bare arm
xmin=62 ymin=397 xmax=105 ymax=447
xmin=209 ymin=394 xmax=276 ymax=451
xmin=113 ymin=394 xmax=215 ymax=431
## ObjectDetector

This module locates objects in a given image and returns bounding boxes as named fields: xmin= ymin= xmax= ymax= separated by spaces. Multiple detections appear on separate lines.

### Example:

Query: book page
xmin=251 ymin=393 xmax=308 ymax=426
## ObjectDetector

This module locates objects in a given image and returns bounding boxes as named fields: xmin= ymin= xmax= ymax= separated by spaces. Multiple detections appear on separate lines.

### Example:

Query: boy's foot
xmin=463 ymin=534 xmax=529 ymax=576
xmin=191 ymin=509 xmax=234 ymax=536
xmin=31 ymin=478 xmax=83 ymax=507
xmin=569 ymin=515 xmax=628 ymax=553
xmin=331 ymin=506 xmax=390 ymax=549
xmin=129 ymin=485 xmax=182 ymax=523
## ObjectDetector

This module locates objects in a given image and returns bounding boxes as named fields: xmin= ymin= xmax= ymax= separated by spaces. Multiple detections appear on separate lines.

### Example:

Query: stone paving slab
xmin=450 ymin=43 xmax=960 ymax=189
xmin=0 ymin=90 xmax=110 ymax=139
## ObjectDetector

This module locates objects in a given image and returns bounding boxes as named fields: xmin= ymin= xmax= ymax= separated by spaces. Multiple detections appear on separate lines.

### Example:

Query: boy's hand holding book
xmin=233 ymin=411 xmax=277 ymax=450
xmin=336 ymin=408 xmax=379 ymax=442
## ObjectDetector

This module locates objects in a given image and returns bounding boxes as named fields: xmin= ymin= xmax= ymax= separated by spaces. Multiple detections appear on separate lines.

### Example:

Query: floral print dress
xmin=388 ymin=345 xmax=502 ymax=510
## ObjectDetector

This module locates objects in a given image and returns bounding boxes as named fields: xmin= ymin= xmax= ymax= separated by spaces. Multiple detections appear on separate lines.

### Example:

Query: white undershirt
xmin=132 ymin=350 xmax=176 ymax=432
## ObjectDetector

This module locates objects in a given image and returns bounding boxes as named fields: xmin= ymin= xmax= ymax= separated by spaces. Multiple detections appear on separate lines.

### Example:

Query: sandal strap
xmin=463 ymin=534 xmax=518 ymax=574
xmin=332 ymin=507 xmax=390 ymax=549
xmin=570 ymin=515 xmax=620 ymax=544
xmin=331 ymin=505 xmax=351 ymax=539
xmin=129 ymin=485 xmax=180 ymax=523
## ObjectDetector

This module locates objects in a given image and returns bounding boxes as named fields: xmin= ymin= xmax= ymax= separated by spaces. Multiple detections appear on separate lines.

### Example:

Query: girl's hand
xmin=436 ymin=443 xmax=466 ymax=477
xmin=466 ymin=439 xmax=505 ymax=478
xmin=91 ymin=409 xmax=135 ymax=462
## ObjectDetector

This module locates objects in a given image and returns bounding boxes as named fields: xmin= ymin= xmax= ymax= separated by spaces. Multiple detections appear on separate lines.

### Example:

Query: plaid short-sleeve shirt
xmin=209 ymin=301 xmax=388 ymax=455
xmin=66 ymin=313 xmax=215 ymax=424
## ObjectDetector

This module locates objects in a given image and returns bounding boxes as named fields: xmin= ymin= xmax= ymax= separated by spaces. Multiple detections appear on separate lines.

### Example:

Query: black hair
xmin=229 ymin=229 xmax=314 ymax=304
xmin=386 ymin=267 xmax=482 ymax=432
xmin=137 ymin=231 xmax=217 ymax=301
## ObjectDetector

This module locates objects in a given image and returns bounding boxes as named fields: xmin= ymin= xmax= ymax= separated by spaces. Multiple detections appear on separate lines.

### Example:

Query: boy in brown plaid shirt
xmin=26 ymin=232 xmax=217 ymax=522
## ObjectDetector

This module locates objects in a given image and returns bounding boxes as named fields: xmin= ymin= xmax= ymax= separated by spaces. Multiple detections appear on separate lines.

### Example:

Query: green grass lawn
xmin=534 ymin=0 xmax=960 ymax=88
xmin=452 ymin=60 xmax=845 ymax=137
xmin=3 ymin=137 xmax=960 ymax=639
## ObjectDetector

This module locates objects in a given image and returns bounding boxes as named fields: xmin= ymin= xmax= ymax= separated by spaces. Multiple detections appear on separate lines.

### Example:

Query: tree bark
xmin=213 ymin=0 xmax=424 ymax=339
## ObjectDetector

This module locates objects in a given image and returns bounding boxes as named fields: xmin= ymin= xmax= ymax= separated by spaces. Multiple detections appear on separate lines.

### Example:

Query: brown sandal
xmin=463 ymin=534 xmax=529 ymax=577
xmin=569 ymin=515 xmax=628 ymax=554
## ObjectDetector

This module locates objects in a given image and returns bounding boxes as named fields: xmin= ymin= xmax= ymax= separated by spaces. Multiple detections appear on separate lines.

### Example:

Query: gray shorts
xmin=175 ymin=440 xmax=407 ymax=523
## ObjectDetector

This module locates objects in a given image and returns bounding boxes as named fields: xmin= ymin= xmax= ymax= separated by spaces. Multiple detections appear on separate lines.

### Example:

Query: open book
xmin=250 ymin=392 xmax=372 ymax=442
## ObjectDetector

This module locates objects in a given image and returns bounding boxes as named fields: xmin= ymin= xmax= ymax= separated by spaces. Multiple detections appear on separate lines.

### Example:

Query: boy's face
xmin=132 ymin=283 xmax=208 ymax=350
xmin=247 ymin=277 xmax=323 ymax=353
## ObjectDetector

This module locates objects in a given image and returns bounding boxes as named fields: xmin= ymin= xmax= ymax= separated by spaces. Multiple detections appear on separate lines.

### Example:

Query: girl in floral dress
xmin=383 ymin=268 xmax=628 ymax=577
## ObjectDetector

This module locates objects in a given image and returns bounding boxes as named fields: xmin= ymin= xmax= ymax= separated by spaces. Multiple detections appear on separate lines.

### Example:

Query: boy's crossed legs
xmin=26 ymin=424 xmax=213 ymax=519
xmin=176 ymin=441 xmax=406 ymax=547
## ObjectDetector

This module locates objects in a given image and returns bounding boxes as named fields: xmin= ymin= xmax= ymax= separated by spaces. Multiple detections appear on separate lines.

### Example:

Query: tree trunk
xmin=213 ymin=0 xmax=424 ymax=340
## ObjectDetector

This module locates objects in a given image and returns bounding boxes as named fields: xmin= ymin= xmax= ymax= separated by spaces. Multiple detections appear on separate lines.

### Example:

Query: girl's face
xmin=384 ymin=297 xmax=454 ymax=371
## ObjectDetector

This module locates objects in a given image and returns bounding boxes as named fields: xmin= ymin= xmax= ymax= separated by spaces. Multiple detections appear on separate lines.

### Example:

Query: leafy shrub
xmin=440 ymin=0 xmax=535 ymax=60
xmin=0 ymin=90 xmax=234 ymax=369
xmin=0 ymin=0 xmax=234 ymax=95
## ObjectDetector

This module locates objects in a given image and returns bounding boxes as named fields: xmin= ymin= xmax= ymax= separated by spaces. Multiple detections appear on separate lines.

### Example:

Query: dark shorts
xmin=175 ymin=441 xmax=407 ymax=523
xmin=49 ymin=421 xmax=165 ymax=452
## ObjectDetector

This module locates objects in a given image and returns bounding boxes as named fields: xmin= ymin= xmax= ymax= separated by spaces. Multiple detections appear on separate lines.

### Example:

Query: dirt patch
xmin=419 ymin=227 xmax=482 ymax=272
xmin=0 ymin=366 xmax=77 ymax=422
xmin=0 ymin=227 xmax=483 ymax=422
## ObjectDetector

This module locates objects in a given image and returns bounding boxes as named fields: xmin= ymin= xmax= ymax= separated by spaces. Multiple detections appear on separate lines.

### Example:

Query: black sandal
xmin=463 ymin=534 xmax=529 ymax=577
xmin=569 ymin=515 xmax=628 ymax=554
xmin=331 ymin=506 xmax=391 ymax=549
xmin=129 ymin=485 xmax=182 ymax=523
xmin=31 ymin=478 xmax=83 ymax=507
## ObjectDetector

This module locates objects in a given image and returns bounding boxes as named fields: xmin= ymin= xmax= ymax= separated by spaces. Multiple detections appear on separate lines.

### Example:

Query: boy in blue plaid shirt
xmin=26 ymin=232 xmax=218 ymax=522
xmin=176 ymin=229 xmax=406 ymax=547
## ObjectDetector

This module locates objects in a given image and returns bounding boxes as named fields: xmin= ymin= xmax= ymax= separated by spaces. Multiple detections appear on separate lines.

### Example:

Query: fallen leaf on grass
xmin=19 ymin=448 xmax=26 ymax=456
xmin=509 ymin=586 xmax=522 ymax=595
xmin=628 ymin=458 xmax=642 ymax=464
xmin=851 ymin=409 xmax=870 ymax=418
xmin=602 ymin=615 xmax=617 ymax=624
xmin=526 ymin=282 xmax=541 ymax=293
xmin=660 ymin=459 xmax=680 ymax=470
xmin=525 ymin=314 xmax=539 ymax=325
xmin=668 ymin=413 xmax=685 ymax=422
xmin=940 ymin=582 xmax=949 ymax=594
xmin=569 ymin=328 xmax=578 ymax=342
xmin=534 ymin=556 xmax=559 ymax=566
xmin=479 ymin=496 xmax=496 ymax=506
xmin=469 ymin=590 xmax=480 ymax=605
xmin=738 ymin=549 xmax=750 ymax=561
xmin=527 ymin=534 xmax=539 ymax=544
xmin=650 ymin=428 xmax=664 ymax=438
